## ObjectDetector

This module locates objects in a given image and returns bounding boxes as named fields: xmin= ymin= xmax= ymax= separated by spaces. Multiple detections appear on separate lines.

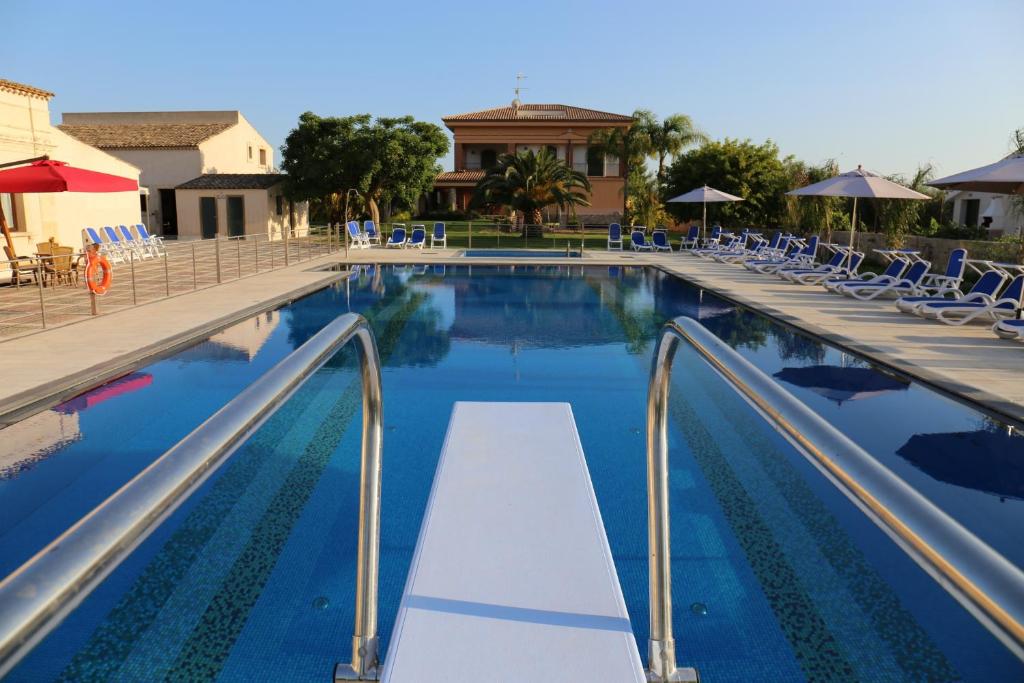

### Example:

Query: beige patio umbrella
xmin=666 ymin=185 xmax=744 ymax=242
xmin=928 ymin=154 xmax=1024 ymax=195
xmin=787 ymin=165 xmax=928 ymax=268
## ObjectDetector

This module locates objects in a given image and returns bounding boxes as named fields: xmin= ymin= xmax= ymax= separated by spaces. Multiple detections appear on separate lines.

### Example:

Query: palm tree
xmin=472 ymin=148 xmax=591 ymax=236
xmin=642 ymin=113 xmax=708 ymax=184
xmin=588 ymin=109 xmax=655 ymax=223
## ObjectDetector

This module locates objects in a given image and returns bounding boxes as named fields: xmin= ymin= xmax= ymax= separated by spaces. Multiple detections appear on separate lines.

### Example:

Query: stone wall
xmin=831 ymin=231 xmax=1023 ymax=267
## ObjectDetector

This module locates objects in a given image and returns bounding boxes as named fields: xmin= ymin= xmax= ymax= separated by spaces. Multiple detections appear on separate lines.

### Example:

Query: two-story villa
xmin=433 ymin=103 xmax=633 ymax=222
xmin=60 ymin=111 xmax=307 ymax=240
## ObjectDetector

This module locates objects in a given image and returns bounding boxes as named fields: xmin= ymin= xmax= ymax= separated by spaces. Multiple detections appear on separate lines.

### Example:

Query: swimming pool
xmin=2 ymin=264 xmax=1021 ymax=681
xmin=462 ymin=249 xmax=580 ymax=257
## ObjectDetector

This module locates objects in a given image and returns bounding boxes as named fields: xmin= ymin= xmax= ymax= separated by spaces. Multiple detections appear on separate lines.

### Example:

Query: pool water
xmin=2 ymin=265 xmax=1021 ymax=682
xmin=462 ymin=249 xmax=580 ymax=257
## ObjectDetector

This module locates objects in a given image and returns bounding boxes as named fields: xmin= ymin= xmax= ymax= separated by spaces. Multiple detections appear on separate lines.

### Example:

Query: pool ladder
xmin=1 ymin=315 xmax=1024 ymax=680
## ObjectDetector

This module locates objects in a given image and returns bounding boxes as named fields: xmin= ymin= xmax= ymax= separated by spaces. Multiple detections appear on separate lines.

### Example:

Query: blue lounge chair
xmin=918 ymin=248 xmax=967 ymax=296
xmin=408 ymin=225 xmax=426 ymax=249
xmin=753 ymin=236 xmax=820 ymax=274
xmin=363 ymin=220 xmax=382 ymax=246
xmin=630 ymin=230 xmax=652 ymax=251
xmin=679 ymin=225 xmax=700 ymax=250
xmin=607 ymin=223 xmax=623 ymax=250
xmin=702 ymin=225 xmax=722 ymax=248
xmin=96 ymin=226 xmax=128 ymax=263
xmin=135 ymin=223 xmax=166 ymax=256
xmin=918 ymin=274 xmax=1024 ymax=325
xmin=740 ymin=233 xmax=791 ymax=268
xmin=896 ymin=269 xmax=1007 ymax=314
xmin=651 ymin=230 xmax=672 ymax=252
xmin=431 ymin=222 xmax=447 ymax=249
xmin=386 ymin=226 xmax=407 ymax=248
xmin=347 ymin=221 xmax=369 ymax=249
xmin=717 ymin=233 xmax=774 ymax=263
xmin=993 ymin=318 xmax=1024 ymax=341
xmin=824 ymin=257 xmax=908 ymax=293
xmin=844 ymin=259 xmax=931 ymax=300
xmin=780 ymin=249 xmax=857 ymax=284
xmin=118 ymin=224 xmax=153 ymax=259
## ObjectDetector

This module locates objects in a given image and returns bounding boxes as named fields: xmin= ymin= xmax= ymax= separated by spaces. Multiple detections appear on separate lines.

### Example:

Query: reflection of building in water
xmin=0 ymin=410 xmax=81 ymax=480
xmin=176 ymin=311 xmax=280 ymax=362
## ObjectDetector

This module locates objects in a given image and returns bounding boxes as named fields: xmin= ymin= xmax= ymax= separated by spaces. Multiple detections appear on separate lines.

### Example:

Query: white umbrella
xmin=667 ymin=185 xmax=744 ymax=242
xmin=787 ymin=165 xmax=928 ymax=268
xmin=928 ymin=155 xmax=1024 ymax=195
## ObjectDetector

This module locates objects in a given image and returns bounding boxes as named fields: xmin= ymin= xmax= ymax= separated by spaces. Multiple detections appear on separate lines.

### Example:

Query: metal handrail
xmin=0 ymin=312 xmax=384 ymax=679
xmin=647 ymin=316 xmax=1024 ymax=682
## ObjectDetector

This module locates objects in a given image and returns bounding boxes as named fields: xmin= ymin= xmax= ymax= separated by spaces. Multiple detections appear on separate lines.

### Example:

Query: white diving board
xmin=381 ymin=402 xmax=644 ymax=682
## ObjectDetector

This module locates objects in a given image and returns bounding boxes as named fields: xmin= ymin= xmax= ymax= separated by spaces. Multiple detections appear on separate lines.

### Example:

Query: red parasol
xmin=0 ymin=159 xmax=138 ymax=256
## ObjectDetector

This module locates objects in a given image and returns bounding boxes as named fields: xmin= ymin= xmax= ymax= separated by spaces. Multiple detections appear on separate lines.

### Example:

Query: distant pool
xmin=3 ymin=265 xmax=1021 ymax=682
xmin=462 ymin=249 xmax=580 ymax=258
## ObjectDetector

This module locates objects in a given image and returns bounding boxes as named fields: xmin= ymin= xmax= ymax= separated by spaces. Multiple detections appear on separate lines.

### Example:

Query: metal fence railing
xmin=0 ymin=225 xmax=342 ymax=340
xmin=371 ymin=221 xmax=661 ymax=252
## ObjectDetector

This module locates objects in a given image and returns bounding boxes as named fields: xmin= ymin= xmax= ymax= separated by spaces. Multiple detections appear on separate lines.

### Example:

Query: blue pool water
xmin=2 ymin=264 xmax=1022 ymax=682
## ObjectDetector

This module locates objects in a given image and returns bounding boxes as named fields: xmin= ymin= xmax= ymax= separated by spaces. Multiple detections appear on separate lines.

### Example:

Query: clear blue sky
xmin=4 ymin=0 xmax=1022 ymax=178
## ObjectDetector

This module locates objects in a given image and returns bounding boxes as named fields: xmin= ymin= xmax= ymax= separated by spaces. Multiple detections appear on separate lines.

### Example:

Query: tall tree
xmin=640 ymin=113 xmax=708 ymax=183
xmin=588 ymin=109 xmax=655 ymax=223
xmin=472 ymin=149 xmax=591 ymax=235
xmin=281 ymin=112 xmax=448 ymax=225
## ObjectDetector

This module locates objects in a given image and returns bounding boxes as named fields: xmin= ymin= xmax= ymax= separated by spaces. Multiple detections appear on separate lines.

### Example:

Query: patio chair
xmin=916 ymin=248 xmax=967 ymax=296
xmin=431 ymin=222 xmax=447 ymax=249
xmin=993 ymin=318 xmax=1024 ymax=341
xmin=363 ymin=220 xmax=382 ymax=246
xmin=750 ymin=236 xmax=819 ymax=274
xmin=715 ymin=233 xmax=772 ymax=263
xmin=630 ymin=230 xmax=652 ymax=251
xmin=408 ymin=225 xmax=427 ymax=249
xmin=102 ymin=226 xmax=132 ymax=262
xmin=651 ymin=230 xmax=672 ymax=252
xmin=346 ymin=221 xmax=369 ymax=249
xmin=917 ymin=274 xmax=1024 ymax=325
xmin=83 ymin=226 xmax=124 ymax=264
xmin=4 ymin=244 xmax=40 ymax=287
xmin=824 ymin=257 xmax=908 ymax=293
xmin=386 ymin=226 xmax=407 ymax=248
xmin=48 ymin=246 xmax=78 ymax=287
xmin=702 ymin=225 xmax=723 ymax=248
xmin=118 ymin=225 xmax=154 ymax=259
xmin=607 ymin=223 xmax=623 ymax=250
xmin=844 ymin=259 xmax=931 ymax=300
xmin=679 ymin=225 xmax=700 ymax=250
xmin=135 ymin=224 xmax=166 ymax=256
xmin=780 ymin=250 xmax=860 ymax=284
xmin=896 ymin=269 xmax=1007 ymax=314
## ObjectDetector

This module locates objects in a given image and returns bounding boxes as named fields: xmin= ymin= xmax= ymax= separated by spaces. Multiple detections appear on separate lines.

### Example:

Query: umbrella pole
xmin=702 ymin=202 xmax=707 ymax=244
xmin=847 ymin=196 xmax=858 ymax=271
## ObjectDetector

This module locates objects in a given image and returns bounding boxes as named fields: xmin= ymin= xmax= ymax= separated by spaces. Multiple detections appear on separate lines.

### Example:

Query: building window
xmin=963 ymin=198 xmax=980 ymax=227
xmin=480 ymin=149 xmax=497 ymax=169
xmin=276 ymin=195 xmax=284 ymax=216
xmin=248 ymin=145 xmax=253 ymax=160
xmin=605 ymin=154 xmax=620 ymax=176
xmin=587 ymin=147 xmax=605 ymax=177
xmin=0 ymin=193 xmax=19 ymax=231
xmin=259 ymin=148 xmax=267 ymax=166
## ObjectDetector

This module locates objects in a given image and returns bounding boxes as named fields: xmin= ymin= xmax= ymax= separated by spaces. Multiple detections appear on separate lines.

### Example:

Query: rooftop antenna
xmin=513 ymin=73 xmax=527 ymax=108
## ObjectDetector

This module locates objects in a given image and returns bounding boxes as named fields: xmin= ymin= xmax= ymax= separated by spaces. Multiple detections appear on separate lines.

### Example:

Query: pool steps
xmin=378 ymin=402 xmax=645 ymax=682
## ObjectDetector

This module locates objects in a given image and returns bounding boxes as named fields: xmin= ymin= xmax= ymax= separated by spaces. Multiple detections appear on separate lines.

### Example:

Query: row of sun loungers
xmin=345 ymin=221 xmax=447 ymax=250
xmin=82 ymin=225 xmax=166 ymax=263
xmin=661 ymin=226 xmax=1024 ymax=342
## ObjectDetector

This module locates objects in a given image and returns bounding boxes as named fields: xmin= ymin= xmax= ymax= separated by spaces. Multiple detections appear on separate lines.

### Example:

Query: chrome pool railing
xmin=647 ymin=317 xmax=1024 ymax=682
xmin=0 ymin=313 xmax=384 ymax=680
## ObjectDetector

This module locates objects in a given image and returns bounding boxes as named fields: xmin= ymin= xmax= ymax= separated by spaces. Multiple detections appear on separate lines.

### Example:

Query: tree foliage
xmin=639 ymin=113 xmax=708 ymax=183
xmin=472 ymin=149 xmax=591 ymax=232
xmin=280 ymin=112 xmax=448 ymax=224
xmin=664 ymin=138 xmax=792 ymax=226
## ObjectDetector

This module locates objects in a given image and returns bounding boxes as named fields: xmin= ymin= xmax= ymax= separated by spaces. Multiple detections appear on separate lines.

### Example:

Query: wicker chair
xmin=4 ymin=244 xmax=40 ymax=288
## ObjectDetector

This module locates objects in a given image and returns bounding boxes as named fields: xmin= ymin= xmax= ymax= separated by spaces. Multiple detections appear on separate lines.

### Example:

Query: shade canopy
xmin=773 ymin=365 xmax=909 ymax=405
xmin=927 ymin=155 xmax=1024 ymax=195
xmin=0 ymin=159 xmax=138 ymax=194
xmin=666 ymin=185 xmax=744 ymax=203
xmin=896 ymin=429 xmax=1024 ymax=501
xmin=786 ymin=165 xmax=929 ymax=200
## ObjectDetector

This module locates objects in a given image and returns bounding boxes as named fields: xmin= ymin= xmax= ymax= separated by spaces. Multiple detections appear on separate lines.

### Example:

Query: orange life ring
xmin=86 ymin=253 xmax=113 ymax=295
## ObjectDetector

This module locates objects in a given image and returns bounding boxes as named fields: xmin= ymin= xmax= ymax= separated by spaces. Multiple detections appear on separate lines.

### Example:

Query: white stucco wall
xmin=175 ymin=186 xmax=308 ymax=240
xmin=951 ymin=191 xmax=1023 ymax=237
xmin=199 ymin=114 xmax=274 ymax=173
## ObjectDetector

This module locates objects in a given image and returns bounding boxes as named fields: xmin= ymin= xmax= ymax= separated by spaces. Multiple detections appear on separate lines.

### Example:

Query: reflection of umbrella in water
xmin=896 ymin=430 xmax=1024 ymax=501
xmin=54 ymin=372 xmax=153 ymax=414
xmin=773 ymin=365 xmax=909 ymax=405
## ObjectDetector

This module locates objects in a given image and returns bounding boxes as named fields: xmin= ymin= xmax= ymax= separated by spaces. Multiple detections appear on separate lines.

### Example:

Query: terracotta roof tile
xmin=0 ymin=79 xmax=54 ymax=100
xmin=435 ymin=170 xmax=486 ymax=184
xmin=443 ymin=104 xmax=632 ymax=124
xmin=58 ymin=123 xmax=233 ymax=149
xmin=177 ymin=173 xmax=284 ymax=190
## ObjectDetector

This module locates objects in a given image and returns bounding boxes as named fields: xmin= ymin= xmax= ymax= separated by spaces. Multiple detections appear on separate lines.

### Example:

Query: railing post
xmin=254 ymin=235 xmax=260 ymax=273
xmin=344 ymin=222 xmax=350 ymax=259
xmin=468 ymin=221 xmax=472 ymax=249
xmin=271 ymin=234 xmax=276 ymax=270
xmin=284 ymin=227 xmax=290 ymax=266
xmin=35 ymin=263 xmax=46 ymax=328
xmin=129 ymin=250 xmax=137 ymax=305
xmin=191 ymin=243 xmax=198 ymax=289
xmin=236 ymin=237 xmax=242 ymax=279
xmin=164 ymin=248 xmax=170 ymax=297
xmin=215 ymin=237 xmax=222 ymax=283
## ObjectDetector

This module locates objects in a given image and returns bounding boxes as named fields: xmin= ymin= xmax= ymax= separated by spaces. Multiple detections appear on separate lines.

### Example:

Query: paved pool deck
xmin=1 ymin=246 xmax=1022 ymax=425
